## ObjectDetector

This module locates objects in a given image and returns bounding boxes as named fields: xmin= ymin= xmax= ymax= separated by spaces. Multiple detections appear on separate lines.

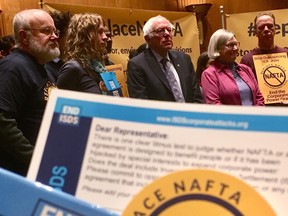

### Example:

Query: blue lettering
xmin=48 ymin=166 xmax=68 ymax=191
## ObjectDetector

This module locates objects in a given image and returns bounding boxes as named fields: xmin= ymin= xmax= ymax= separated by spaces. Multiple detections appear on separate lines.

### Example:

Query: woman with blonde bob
xmin=57 ymin=13 xmax=108 ymax=93
xmin=201 ymin=29 xmax=264 ymax=105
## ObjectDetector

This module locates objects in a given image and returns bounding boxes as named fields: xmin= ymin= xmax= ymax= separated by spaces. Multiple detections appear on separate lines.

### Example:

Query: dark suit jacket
xmin=127 ymin=48 xmax=203 ymax=103
xmin=57 ymin=60 xmax=102 ymax=94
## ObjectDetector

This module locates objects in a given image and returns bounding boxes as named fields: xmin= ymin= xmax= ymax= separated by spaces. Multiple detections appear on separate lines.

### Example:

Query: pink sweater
xmin=201 ymin=61 xmax=264 ymax=106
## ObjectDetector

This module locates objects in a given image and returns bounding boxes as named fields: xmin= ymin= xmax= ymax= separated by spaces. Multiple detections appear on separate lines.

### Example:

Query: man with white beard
xmin=0 ymin=9 xmax=60 ymax=176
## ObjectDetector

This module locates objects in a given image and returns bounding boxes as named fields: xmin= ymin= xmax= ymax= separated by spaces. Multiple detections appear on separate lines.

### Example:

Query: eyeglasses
xmin=150 ymin=27 xmax=175 ymax=36
xmin=24 ymin=27 xmax=60 ymax=37
xmin=225 ymin=41 xmax=240 ymax=49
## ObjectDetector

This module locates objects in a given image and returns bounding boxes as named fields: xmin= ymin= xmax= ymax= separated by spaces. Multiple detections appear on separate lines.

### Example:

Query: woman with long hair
xmin=57 ymin=13 xmax=108 ymax=93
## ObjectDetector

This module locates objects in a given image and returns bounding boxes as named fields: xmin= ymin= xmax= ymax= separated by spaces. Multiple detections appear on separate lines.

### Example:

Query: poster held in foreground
xmin=0 ymin=168 xmax=116 ymax=216
xmin=122 ymin=169 xmax=276 ymax=216
xmin=28 ymin=89 xmax=288 ymax=215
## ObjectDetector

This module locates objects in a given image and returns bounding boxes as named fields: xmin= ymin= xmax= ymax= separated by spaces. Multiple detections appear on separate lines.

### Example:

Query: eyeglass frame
xmin=150 ymin=27 xmax=175 ymax=36
xmin=225 ymin=41 xmax=240 ymax=50
xmin=23 ymin=27 xmax=60 ymax=37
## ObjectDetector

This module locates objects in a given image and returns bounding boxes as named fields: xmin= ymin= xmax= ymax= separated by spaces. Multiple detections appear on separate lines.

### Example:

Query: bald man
xmin=0 ymin=9 xmax=60 ymax=175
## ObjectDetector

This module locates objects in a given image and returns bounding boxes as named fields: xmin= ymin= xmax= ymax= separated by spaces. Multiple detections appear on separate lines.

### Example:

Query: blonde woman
xmin=57 ymin=13 xmax=108 ymax=93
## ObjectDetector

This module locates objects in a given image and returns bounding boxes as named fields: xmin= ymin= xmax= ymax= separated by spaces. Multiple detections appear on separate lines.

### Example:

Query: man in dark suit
xmin=127 ymin=15 xmax=203 ymax=103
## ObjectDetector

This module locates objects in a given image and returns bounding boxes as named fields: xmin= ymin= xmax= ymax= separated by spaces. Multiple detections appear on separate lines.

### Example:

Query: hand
xmin=99 ymin=80 xmax=108 ymax=93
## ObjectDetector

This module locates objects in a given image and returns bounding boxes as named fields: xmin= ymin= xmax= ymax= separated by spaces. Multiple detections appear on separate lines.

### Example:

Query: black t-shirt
xmin=0 ymin=48 xmax=56 ymax=175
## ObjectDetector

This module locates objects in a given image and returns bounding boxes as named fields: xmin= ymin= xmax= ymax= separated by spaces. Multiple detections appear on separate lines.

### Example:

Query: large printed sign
xmin=28 ymin=89 xmax=288 ymax=215
xmin=44 ymin=3 xmax=200 ymax=69
xmin=253 ymin=53 xmax=288 ymax=104
xmin=226 ymin=8 xmax=288 ymax=63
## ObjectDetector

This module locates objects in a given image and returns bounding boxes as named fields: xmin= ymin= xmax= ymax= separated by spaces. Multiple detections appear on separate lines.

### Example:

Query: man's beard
xmin=29 ymin=38 xmax=60 ymax=63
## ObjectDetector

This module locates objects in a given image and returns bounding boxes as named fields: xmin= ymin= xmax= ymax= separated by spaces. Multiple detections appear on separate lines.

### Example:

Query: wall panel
xmin=1 ymin=0 xmax=21 ymax=35
xmin=42 ymin=0 xmax=169 ymax=11
xmin=1 ymin=0 xmax=288 ymax=55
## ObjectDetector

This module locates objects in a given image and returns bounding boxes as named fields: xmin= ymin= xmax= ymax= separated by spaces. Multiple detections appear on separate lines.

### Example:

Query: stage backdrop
xmin=44 ymin=3 xmax=200 ymax=70
xmin=226 ymin=8 xmax=288 ymax=63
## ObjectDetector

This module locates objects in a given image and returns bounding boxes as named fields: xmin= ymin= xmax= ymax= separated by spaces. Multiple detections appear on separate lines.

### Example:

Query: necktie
xmin=161 ymin=58 xmax=185 ymax=102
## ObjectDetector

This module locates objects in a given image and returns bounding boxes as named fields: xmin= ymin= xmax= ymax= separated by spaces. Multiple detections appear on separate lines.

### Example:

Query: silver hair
xmin=13 ymin=10 xmax=34 ymax=46
xmin=142 ymin=15 xmax=174 ymax=38
xmin=207 ymin=29 xmax=234 ymax=60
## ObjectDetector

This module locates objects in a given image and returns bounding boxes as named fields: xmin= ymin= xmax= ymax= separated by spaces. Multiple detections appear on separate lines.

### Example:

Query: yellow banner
xmin=44 ymin=3 xmax=200 ymax=70
xmin=226 ymin=9 xmax=288 ymax=63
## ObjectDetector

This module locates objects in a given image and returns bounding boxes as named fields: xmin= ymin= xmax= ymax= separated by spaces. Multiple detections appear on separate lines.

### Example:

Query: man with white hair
xmin=127 ymin=15 xmax=202 ymax=103
xmin=0 ymin=9 xmax=60 ymax=175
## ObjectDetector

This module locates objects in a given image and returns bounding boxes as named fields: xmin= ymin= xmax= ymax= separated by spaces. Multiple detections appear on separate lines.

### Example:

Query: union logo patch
xmin=44 ymin=81 xmax=57 ymax=101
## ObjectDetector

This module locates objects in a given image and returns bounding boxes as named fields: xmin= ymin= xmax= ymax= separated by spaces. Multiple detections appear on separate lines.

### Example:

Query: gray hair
xmin=13 ymin=11 xmax=30 ymax=46
xmin=143 ymin=15 xmax=174 ymax=38
xmin=12 ymin=9 xmax=43 ymax=46
xmin=207 ymin=29 xmax=234 ymax=60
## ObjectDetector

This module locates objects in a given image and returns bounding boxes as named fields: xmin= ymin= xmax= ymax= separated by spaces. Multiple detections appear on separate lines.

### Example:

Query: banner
xmin=43 ymin=3 xmax=200 ymax=70
xmin=226 ymin=8 xmax=288 ymax=63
